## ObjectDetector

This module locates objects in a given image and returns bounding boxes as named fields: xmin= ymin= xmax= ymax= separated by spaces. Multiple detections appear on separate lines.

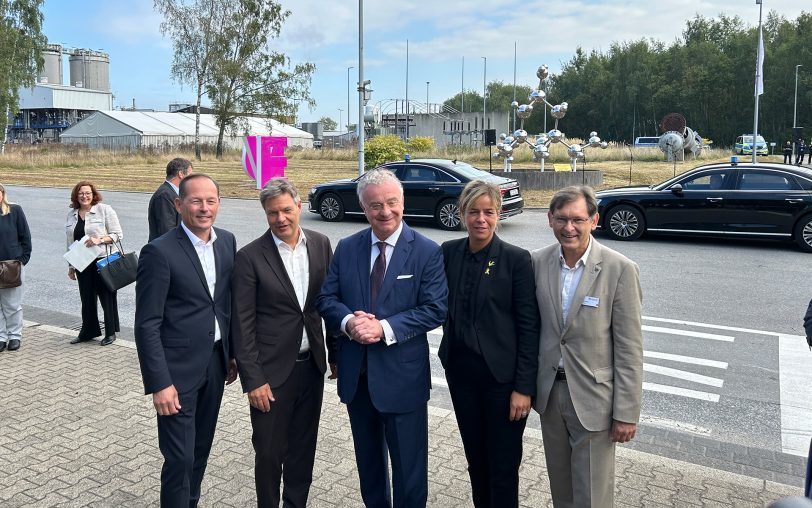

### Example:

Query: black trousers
xmin=157 ymin=342 xmax=226 ymax=508
xmin=445 ymin=346 xmax=527 ymax=508
xmin=76 ymin=264 xmax=119 ymax=339
xmin=797 ymin=152 xmax=806 ymax=165
xmin=250 ymin=355 xmax=324 ymax=508
xmin=784 ymin=153 xmax=792 ymax=164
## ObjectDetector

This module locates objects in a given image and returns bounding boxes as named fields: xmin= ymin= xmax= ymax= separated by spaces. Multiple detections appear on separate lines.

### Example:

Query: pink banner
xmin=242 ymin=136 xmax=288 ymax=189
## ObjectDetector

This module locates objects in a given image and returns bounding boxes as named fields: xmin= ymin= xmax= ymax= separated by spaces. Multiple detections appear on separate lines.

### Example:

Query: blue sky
xmin=41 ymin=0 xmax=808 ymax=126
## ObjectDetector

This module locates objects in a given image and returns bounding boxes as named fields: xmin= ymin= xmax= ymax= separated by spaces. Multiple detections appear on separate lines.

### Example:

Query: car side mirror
xmin=671 ymin=184 xmax=683 ymax=195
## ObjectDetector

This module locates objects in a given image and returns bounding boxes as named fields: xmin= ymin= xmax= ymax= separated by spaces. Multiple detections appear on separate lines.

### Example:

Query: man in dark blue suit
xmin=135 ymin=174 xmax=238 ymax=507
xmin=317 ymin=169 xmax=448 ymax=508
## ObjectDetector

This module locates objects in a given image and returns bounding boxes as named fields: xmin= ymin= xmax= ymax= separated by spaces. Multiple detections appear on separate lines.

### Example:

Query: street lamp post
xmin=338 ymin=108 xmax=343 ymax=147
xmin=347 ymin=66 xmax=354 ymax=133
xmin=426 ymin=81 xmax=429 ymax=114
xmin=482 ymin=56 xmax=487 ymax=128
xmin=794 ymin=64 xmax=803 ymax=160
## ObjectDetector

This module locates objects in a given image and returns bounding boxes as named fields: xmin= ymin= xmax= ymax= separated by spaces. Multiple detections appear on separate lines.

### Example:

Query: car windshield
xmin=741 ymin=136 xmax=766 ymax=143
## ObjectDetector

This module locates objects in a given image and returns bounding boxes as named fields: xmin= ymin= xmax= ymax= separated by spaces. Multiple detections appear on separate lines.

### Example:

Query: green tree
xmin=319 ymin=116 xmax=336 ymax=131
xmin=205 ymin=0 xmax=316 ymax=157
xmin=0 ymin=0 xmax=46 ymax=154
xmin=154 ymin=0 xmax=226 ymax=161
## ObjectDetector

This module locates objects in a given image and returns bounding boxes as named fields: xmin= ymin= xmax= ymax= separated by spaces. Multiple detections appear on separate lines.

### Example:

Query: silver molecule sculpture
xmin=494 ymin=65 xmax=608 ymax=172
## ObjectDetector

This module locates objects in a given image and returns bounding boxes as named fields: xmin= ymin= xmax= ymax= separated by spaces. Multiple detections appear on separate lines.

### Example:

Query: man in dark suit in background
xmin=135 ymin=174 xmax=238 ymax=507
xmin=317 ymin=169 xmax=448 ymax=508
xmin=231 ymin=178 xmax=334 ymax=508
xmin=148 ymin=157 xmax=193 ymax=242
xmin=804 ymin=298 xmax=812 ymax=350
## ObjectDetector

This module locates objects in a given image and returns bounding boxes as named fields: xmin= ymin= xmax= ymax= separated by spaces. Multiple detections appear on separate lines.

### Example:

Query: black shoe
xmin=0 ymin=341 xmax=6 ymax=352
xmin=70 ymin=336 xmax=93 ymax=344
xmin=7 ymin=339 xmax=20 ymax=351
xmin=100 ymin=335 xmax=116 ymax=346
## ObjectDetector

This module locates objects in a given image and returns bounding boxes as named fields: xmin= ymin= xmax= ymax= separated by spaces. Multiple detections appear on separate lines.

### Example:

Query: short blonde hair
xmin=458 ymin=180 xmax=502 ymax=231
xmin=0 ymin=183 xmax=10 ymax=216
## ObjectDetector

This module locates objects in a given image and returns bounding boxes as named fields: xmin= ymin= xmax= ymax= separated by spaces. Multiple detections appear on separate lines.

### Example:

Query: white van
xmin=633 ymin=136 xmax=660 ymax=148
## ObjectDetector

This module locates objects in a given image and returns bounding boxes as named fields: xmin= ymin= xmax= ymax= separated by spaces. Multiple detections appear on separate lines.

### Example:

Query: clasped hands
xmin=346 ymin=311 xmax=384 ymax=344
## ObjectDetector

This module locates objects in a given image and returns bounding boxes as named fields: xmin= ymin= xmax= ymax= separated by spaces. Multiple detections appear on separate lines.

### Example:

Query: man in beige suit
xmin=531 ymin=185 xmax=643 ymax=508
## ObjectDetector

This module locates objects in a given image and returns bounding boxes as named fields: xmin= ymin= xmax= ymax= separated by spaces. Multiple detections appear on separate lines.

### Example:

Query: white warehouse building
xmin=59 ymin=111 xmax=314 ymax=150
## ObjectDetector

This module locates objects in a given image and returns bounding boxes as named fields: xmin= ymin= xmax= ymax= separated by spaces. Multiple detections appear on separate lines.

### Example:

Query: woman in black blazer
xmin=438 ymin=180 xmax=540 ymax=508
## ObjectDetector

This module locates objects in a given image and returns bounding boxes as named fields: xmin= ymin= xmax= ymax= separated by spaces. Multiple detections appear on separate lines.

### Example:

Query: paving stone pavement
xmin=0 ymin=323 xmax=803 ymax=507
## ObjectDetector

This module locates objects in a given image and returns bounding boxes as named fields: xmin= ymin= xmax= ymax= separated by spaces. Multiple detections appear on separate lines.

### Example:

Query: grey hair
xmin=548 ymin=185 xmax=598 ymax=217
xmin=260 ymin=178 xmax=301 ymax=207
xmin=458 ymin=180 xmax=502 ymax=231
xmin=356 ymin=169 xmax=402 ymax=204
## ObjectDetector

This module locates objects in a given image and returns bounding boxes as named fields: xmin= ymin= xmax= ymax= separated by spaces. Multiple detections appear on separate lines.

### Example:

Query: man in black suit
xmin=148 ymin=158 xmax=193 ymax=242
xmin=804 ymin=298 xmax=812 ymax=350
xmin=231 ymin=179 xmax=334 ymax=508
xmin=135 ymin=174 xmax=238 ymax=507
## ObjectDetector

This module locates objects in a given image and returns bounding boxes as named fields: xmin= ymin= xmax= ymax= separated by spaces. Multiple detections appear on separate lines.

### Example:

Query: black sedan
xmin=307 ymin=158 xmax=524 ymax=230
xmin=595 ymin=162 xmax=812 ymax=252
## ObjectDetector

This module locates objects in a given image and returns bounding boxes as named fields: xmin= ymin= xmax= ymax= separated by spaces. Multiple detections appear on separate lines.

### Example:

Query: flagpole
xmin=752 ymin=0 xmax=764 ymax=163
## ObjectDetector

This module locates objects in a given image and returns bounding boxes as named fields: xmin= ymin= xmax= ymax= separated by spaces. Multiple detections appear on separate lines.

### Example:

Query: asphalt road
xmin=8 ymin=184 xmax=812 ymax=454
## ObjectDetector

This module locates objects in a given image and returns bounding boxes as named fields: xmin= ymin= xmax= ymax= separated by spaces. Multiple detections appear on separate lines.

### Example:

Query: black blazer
xmin=147 ymin=181 xmax=180 ymax=242
xmin=134 ymin=225 xmax=236 ymax=394
xmin=231 ymin=228 xmax=334 ymax=393
xmin=438 ymin=235 xmax=540 ymax=396
xmin=804 ymin=299 xmax=812 ymax=339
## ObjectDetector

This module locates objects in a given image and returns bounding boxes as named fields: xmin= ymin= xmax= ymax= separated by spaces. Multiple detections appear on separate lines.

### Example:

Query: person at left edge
xmin=148 ymin=157 xmax=193 ymax=242
xmin=0 ymin=183 xmax=32 ymax=353
xmin=316 ymin=168 xmax=448 ymax=508
xmin=231 ymin=178 xmax=335 ymax=508
xmin=134 ymin=174 xmax=238 ymax=507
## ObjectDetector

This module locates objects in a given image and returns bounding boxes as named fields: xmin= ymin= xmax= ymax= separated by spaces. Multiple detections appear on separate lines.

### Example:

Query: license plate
xmin=509 ymin=189 xmax=518 ymax=196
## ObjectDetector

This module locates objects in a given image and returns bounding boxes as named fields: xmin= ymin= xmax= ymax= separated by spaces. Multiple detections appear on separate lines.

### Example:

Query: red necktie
xmin=370 ymin=241 xmax=387 ymax=308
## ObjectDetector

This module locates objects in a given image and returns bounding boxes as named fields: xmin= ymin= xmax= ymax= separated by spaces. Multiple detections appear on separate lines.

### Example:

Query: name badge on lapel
xmin=582 ymin=296 xmax=600 ymax=308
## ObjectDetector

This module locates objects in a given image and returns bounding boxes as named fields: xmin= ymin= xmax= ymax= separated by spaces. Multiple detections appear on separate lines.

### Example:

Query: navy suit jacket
xmin=317 ymin=222 xmax=448 ymax=414
xmin=134 ymin=225 xmax=236 ymax=395
xmin=147 ymin=181 xmax=180 ymax=242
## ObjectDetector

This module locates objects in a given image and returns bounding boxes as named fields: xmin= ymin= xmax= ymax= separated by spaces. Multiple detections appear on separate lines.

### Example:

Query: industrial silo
xmin=69 ymin=49 xmax=110 ymax=91
xmin=38 ymin=44 xmax=63 ymax=85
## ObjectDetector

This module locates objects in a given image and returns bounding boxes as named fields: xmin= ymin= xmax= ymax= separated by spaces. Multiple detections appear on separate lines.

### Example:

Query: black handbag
xmin=0 ymin=260 xmax=22 ymax=289
xmin=97 ymin=241 xmax=138 ymax=292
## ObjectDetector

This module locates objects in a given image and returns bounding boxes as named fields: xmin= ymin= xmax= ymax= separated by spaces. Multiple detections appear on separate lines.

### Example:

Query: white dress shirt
xmin=181 ymin=222 xmax=220 ymax=342
xmin=557 ymin=237 xmax=593 ymax=368
xmin=272 ymin=228 xmax=310 ymax=353
xmin=166 ymin=180 xmax=179 ymax=195
xmin=341 ymin=222 xmax=403 ymax=346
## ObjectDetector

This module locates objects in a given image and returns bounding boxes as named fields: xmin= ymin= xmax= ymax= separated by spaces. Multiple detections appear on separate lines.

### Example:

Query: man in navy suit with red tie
xmin=317 ymin=169 xmax=448 ymax=508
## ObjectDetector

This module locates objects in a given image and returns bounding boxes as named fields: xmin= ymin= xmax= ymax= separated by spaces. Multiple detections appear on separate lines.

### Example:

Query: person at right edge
xmin=438 ymin=180 xmax=540 ymax=507
xmin=531 ymin=185 xmax=643 ymax=508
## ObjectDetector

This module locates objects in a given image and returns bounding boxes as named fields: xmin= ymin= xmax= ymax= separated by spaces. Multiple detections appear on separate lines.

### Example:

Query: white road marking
xmin=643 ymin=364 xmax=724 ymax=387
xmin=643 ymin=316 xmax=780 ymax=337
xmin=431 ymin=376 xmax=448 ymax=388
xmin=639 ymin=415 xmax=712 ymax=436
xmin=643 ymin=325 xmax=734 ymax=342
xmin=778 ymin=333 xmax=812 ymax=457
xmin=642 ymin=382 xmax=720 ymax=402
xmin=644 ymin=351 xmax=728 ymax=369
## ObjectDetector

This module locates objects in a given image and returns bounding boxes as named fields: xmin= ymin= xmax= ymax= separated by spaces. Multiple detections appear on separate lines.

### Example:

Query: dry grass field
xmin=0 ymin=144 xmax=787 ymax=208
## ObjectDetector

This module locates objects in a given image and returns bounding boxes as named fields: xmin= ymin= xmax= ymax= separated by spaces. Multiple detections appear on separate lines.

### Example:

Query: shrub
xmin=364 ymin=134 xmax=406 ymax=168
xmin=406 ymin=136 xmax=434 ymax=152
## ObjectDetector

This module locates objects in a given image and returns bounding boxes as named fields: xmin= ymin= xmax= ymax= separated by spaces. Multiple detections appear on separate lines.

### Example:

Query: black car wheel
xmin=794 ymin=214 xmax=812 ymax=253
xmin=435 ymin=199 xmax=461 ymax=231
xmin=605 ymin=205 xmax=646 ymax=241
xmin=319 ymin=193 xmax=344 ymax=222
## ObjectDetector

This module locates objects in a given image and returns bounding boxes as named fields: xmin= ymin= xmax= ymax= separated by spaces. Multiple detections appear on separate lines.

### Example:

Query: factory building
xmin=60 ymin=111 xmax=314 ymax=150
xmin=7 ymin=44 xmax=112 ymax=144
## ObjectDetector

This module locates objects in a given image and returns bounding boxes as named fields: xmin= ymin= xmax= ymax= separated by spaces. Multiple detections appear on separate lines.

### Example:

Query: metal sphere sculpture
xmin=493 ymin=64 xmax=609 ymax=172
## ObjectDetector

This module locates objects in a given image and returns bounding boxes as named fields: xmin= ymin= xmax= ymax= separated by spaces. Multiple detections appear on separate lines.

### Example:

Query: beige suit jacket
xmin=531 ymin=238 xmax=643 ymax=432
